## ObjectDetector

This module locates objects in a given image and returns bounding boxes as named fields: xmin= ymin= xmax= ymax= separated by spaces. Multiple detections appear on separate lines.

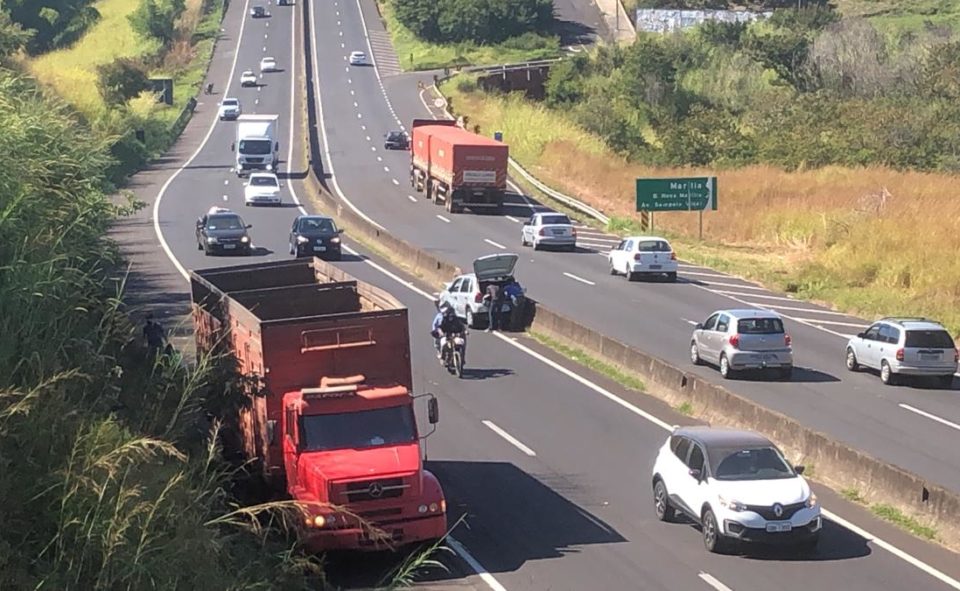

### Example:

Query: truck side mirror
xmin=337 ymin=228 xmax=345 ymax=234
xmin=428 ymin=397 xmax=439 ymax=424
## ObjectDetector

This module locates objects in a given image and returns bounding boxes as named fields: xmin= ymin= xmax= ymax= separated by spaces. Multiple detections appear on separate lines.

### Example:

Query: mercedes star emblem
xmin=368 ymin=482 xmax=384 ymax=498
xmin=773 ymin=503 xmax=784 ymax=517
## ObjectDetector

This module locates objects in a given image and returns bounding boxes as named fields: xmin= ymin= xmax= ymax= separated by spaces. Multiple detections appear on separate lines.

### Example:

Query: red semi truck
xmin=409 ymin=118 xmax=509 ymax=214
xmin=190 ymin=258 xmax=447 ymax=551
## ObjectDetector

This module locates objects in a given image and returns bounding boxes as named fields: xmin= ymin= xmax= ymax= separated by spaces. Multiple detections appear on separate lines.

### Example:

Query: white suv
xmin=651 ymin=426 xmax=821 ymax=554
xmin=845 ymin=317 xmax=957 ymax=387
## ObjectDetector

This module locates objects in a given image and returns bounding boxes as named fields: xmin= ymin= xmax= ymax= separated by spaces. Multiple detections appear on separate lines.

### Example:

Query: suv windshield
xmin=300 ymin=405 xmax=417 ymax=452
xmin=222 ymin=99 xmax=238 ymax=107
xmin=542 ymin=215 xmax=571 ymax=225
xmin=207 ymin=215 xmax=243 ymax=230
xmin=637 ymin=240 xmax=671 ymax=252
xmin=238 ymin=139 xmax=271 ymax=154
xmin=714 ymin=446 xmax=796 ymax=481
xmin=905 ymin=329 xmax=954 ymax=348
xmin=737 ymin=318 xmax=784 ymax=334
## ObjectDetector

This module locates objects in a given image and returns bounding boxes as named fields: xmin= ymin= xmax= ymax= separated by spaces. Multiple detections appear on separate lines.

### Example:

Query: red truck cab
xmin=190 ymin=258 xmax=447 ymax=551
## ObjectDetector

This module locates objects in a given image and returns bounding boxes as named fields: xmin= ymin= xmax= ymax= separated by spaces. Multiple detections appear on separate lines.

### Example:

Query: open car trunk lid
xmin=473 ymin=253 xmax=519 ymax=283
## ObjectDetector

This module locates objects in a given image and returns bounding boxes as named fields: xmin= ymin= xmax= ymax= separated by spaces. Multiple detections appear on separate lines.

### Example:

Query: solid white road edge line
xmin=353 ymin=0 xmax=404 ymax=129
xmin=698 ymin=572 xmax=735 ymax=591
xmin=481 ymin=420 xmax=537 ymax=456
xmin=446 ymin=538 xmax=509 ymax=591
xmin=153 ymin=0 xmax=252 ymax=282
xmin=899 ymin=404 xmax=960 ymax=432
xmin=308 ymin=1 xmax=385 ymax=230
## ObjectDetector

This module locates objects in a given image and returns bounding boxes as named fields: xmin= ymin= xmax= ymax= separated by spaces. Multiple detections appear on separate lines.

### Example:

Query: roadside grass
xmin=440 ymin=78 xmax=960 ymax=337
xmin=674 ymin=401 xmax=694 ymax=415
xmin=25 ymin=0 xmax=216 ymax=126
xmin=375 ymin=0 xmax=561 ymax=71
xmin=871 ymin=504 xmax=938 ymax=541
xmin=528 ymin=331 xmax=646 ymax=392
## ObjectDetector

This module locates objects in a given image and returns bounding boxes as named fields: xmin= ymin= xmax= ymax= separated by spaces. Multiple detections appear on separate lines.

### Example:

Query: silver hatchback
xmin=691 ymin=309 xmax=794 ymax=380
xmin=845 ymin=317 xmax=957 ymax=387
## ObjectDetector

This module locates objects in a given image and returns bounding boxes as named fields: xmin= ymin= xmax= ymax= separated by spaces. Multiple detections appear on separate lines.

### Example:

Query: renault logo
xmin=368 ymin=482 xmax=384 ymax=498
xmin=773 ymin=503 xmax=784 ymax=517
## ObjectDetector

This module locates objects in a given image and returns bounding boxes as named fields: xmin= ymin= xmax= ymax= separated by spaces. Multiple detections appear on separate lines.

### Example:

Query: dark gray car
xmin=384 ymin=131 xmax=409 ymax=150
xmin=289 ymin=215 xmax=343 ymax=260
xmin=196 ymin=210 xmax=253 ymax=255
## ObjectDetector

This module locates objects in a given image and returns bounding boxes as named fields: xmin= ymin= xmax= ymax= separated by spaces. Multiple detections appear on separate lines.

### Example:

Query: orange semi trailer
xmin=409 ymin=118 xmax=509 ymax=214
xmin=190 ymin=258 xmax=447 ymax=551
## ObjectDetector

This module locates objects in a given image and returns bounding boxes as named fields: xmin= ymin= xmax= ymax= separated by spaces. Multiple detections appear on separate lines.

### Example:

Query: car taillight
xmin=571 ymin=228 xmax=577 ymax=236
xmin=634 ymin=253 xmax=642 ymax=261
xmin=896 ymin=348 xmax=904 ymax=362
xmin=729 ymin=334 xmax=740 ymax=348
xmin=539 ymin=228 xmax=546 ymax=236
xmin=670 ymin=252 xmax=677 ymax=260
xmin=475 ymin=293 xmax=483 ymax=303
xmin=784 ymin=334 xmax=792 ymax=347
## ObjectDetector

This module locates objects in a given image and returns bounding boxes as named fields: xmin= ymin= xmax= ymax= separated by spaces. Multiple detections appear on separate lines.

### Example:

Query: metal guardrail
xmin=455 ymin=58 xmax=564 ymax=75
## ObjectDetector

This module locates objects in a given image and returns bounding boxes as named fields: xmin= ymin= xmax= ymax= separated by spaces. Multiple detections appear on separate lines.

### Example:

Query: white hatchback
xmin=437 ymin=253 xmax=519 ymax=329
xmin=218 ymin=97 xmax=241 ymax=120
xmin=349 ymin=51 xmax=367 ymax=65
xmin=521 ymin=212 xmax=576 ymax=251
xmin=243 ymin=172 xmax=282 ymax=206
xmin=239 ymin=70 xmax=258 ymax=87
xmin=259 ymin=57 xmax=278 ymax=72
xmin=652 ymin=426 xmax=821 ymax=554
xmin=608 ymin=235 xmax=678 ymax=281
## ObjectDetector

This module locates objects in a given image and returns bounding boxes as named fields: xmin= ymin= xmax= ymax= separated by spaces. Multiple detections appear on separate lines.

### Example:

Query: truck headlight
xmin=206 ymin=236 xmax=217 ymax=244
xmin=805 ymin=492 xmax=818 ymax=508
xmin=240 ymin=236 xmax=250 ymax=243
xmin=418 ymin=504 xmax=428 ymax=514
xmin=266 ymin=164 xmax=273 ymax=171
xmin=429 ymin=502 xmax=439 ymax=513
xmin=313 ymin=515 xmax=325 ymax=527
xmin=297 ymin=235 xmax=309 ymax=244
xmin=718 ymin=495 xmax=747 ymax=512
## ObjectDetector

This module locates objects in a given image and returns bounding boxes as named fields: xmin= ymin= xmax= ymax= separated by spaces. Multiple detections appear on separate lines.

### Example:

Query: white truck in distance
xmin=232 ymin=114 xmax=279 ymax=176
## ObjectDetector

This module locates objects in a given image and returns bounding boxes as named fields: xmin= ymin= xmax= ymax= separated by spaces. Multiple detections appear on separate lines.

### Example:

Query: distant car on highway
xmin=652 ymin=426 xmax=821 ymax=554
xmin=289 ymin=215 xmax=343 ymax=260
xmin=521 ymin=212 xmax=576 ymax=251
xmin=690 ymin=309 xmax=793 ymax=380
xmin=608 ymin=235 xmax=678 ymax=281
xmin=845 ymin=317 xmax=958 ymax=387
xmin=349 ymin=51 xmax=367 ymax=66
xmin=259 ymin=57 xmax=278 ymax=73
xmin=240 ymin=70 xmax=257 ymax=87
xmin=218 ymin=97 xmax=241 ymax=120
xmin=384 ymin=130 xmax=409 ymax=150
xmin=437 ymin=253 xmax=518 ymax=329
xmin=243 ymin=172 xmax=282 ymax=206
xmin=196 ymin=207 xmax=253 ymax=256
xmin=250 ymin=5 xmax=267 ymax=17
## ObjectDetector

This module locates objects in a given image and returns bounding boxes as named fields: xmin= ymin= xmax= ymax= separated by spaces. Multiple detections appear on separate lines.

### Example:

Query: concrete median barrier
xmin=295 ymin=11 xmax=960 ymax=549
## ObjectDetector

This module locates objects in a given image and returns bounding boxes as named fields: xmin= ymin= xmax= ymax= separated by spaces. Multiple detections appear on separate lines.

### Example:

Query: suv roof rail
xmin=879 ymin=316 xmax=933 ymax=324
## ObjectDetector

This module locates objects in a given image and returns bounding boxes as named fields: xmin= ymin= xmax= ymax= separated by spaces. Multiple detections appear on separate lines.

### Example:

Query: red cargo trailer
xmin=410 ymin=118 xmax=509 ymax=214
xmin=190 ymin=258 xmax=446 ymax=551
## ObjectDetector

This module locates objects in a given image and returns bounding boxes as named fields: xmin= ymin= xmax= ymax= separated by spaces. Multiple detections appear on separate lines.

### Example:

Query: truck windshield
xmin=300 ymin=405 xmax=417 ymax=452
xmin=238 ymin=139 xmax=272 ymax=155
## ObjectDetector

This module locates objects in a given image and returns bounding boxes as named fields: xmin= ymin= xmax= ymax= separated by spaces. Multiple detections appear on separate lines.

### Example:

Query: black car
xmin=289 ymin=215 xmax=343 ymax=260
xmin=196 ymin=209 xmax=253 ymax=255
xmin=250 ymin=5 xmax=267 ymax=17
xmin=384 ymin=131 xmax=409 ymax=150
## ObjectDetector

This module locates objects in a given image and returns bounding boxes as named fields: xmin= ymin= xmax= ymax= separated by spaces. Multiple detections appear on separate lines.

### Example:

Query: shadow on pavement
xmin=744 ymin=518 xmax=871 ymax=561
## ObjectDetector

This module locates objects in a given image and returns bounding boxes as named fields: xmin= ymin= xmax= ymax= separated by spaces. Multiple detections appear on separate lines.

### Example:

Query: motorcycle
xmin=441 ymin=332 xmax=466 ymax=378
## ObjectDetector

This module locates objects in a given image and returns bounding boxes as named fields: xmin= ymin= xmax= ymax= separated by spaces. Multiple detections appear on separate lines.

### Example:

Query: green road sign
xmin=636 ymin=177 xmax=718 ymax=212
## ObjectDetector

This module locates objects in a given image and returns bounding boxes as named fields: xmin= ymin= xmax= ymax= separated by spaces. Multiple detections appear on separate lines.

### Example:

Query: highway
xmin=304 ymin=0 xmax=960 ymax=496
xmin=116 ymin=0 xmax=960 ymax=589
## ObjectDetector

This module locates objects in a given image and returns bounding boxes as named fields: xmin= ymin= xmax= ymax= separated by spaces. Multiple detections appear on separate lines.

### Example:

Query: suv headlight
xmin=240 ymin=236 xmax=250 ymax=243
xmin=718 ymin=495 xmax=747 ymax=512
xmin=805 ymin=492 xmax=818 ymax=508
xmin=296 ymin=235 xmax=309 ymax=244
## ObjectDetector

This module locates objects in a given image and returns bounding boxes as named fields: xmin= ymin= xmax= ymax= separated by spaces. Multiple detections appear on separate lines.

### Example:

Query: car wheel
xmin=521 ymin=235 xmax=527 ymax=247
xmin=880 ymin=360 xmax=896 ymax=385
xmin=938 ymin=374 xmax=954 ymax=389
xmin=667 ymin=271 xmax=677 ymax=282
xmin=609 ymin=261 xmax=617 ymax=275
xmin=465 ymin=309 xmax=476 ymax=329
xmin=702 ymin=508 xmax=728 ymax=554
xmin=653 ymin=479 xmax=677 ymax=522
xmin=845 ymin=348 xmax=860 ymax=371
xmin=690 ymin=341 xmax=703 ymax=366
xmin=719 ymin=353 xmax=734 ymax=379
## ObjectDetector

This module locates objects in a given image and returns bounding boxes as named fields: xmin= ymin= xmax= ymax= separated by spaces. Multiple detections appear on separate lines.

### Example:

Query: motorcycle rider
xmin=432 ymin=303 xmax=467 ymax=365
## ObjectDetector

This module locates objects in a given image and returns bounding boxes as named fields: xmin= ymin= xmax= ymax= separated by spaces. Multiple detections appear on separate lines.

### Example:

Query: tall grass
xmin=442 ymin=79 xmax=960 ymax=334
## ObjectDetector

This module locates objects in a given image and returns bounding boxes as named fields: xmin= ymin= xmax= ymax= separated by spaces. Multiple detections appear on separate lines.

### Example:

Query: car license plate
xmin=919 ymin=352 xmax=940 ymax=360
xmin=313 ymin=246 xmax=326 ymax=252
xmin=223 ymin=244 xmax=236 ymax=250
xmin=649 ymin=264 xmax=662 ymax=270
xmin=552 ymin=229 xmax=565 ymax=235
xmin=766 ymin=522 xmax=793 ymax=533
xmin=763 ymin=354 xmax=778 ymax=361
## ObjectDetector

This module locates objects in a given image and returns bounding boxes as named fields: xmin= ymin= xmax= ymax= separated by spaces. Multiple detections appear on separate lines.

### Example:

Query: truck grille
xmin=338 ymin=477 xmax=408 ymax=502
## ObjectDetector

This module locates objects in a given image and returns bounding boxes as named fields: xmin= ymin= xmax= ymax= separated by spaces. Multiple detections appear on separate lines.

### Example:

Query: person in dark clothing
xmin=484 ymin=283 xmax=505 ymax=332
xmin=143 ymin=314 xmax=166 ymax=354
xmin=503 ymin=280 xmax=525 ymax=331
xmin=436 ymin=305 xmax=467 ymax=365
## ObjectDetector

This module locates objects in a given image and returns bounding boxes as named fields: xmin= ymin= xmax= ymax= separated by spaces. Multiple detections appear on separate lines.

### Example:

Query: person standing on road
xmin=143 ymin=314 xmax=167 ymax=355
xmin=484 ymin=283 xmax=504 ymax=332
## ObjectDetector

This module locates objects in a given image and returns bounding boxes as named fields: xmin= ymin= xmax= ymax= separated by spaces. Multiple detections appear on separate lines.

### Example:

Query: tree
xmin=3 ymin=0 xmax=100 ymax=54
xmin=128 ymin=0 xmax=186 ymax=47
xmin=0 ymin=10 xmax=33 ymax=60
xmin=97 ymin=59 xmax=151 ymax=105
xmin=392 ymin=0 xmax=554 ymax=44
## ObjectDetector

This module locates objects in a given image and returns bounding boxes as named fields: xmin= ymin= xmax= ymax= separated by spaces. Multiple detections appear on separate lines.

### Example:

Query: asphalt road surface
xmin=109 ymin=0 xmax=960 ymax=590
xmin=302 ymin=0 xmax=960 ymax=497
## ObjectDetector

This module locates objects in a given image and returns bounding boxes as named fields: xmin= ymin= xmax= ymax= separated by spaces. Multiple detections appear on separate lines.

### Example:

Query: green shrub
xmin=392 ymin=0 xmax=554 ymax=44
xmin=128 ymin=0 xmax=186 ymax=46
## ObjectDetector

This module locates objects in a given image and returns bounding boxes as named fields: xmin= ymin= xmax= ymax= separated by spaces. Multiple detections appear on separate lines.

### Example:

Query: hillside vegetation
xmin=379 ymin=0 xmax=561 ymax=70
xmin=440 ymin=2 xmax=960 ymax=333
